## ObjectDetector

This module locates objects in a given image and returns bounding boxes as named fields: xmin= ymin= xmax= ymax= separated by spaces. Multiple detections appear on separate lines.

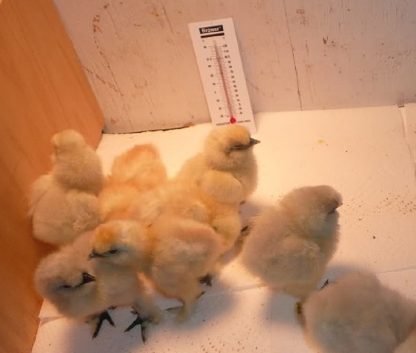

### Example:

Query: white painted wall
xmin=53 ymin=0 xmax=416 ymax=133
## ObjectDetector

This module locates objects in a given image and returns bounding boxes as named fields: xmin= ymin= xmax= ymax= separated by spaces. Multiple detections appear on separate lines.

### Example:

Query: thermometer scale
xmin=189 ymin=18 xmax=256 ymax=133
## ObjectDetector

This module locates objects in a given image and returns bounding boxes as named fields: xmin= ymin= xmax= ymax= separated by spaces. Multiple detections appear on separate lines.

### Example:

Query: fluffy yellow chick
xmin=176 ymin=124 xmax=259 ymax=204
xmin=174 ymin=125 xmax=259 ymax=253
xmin=128 ymin=182 xmax=240 ymax=257
xmin=29 ymin=129 xmax=103 ymax=245
xmin=88 ymin=222 xmax=162 ymax=340
xmin=109 ymin=144 xmax=167 ymax=189
xmin=90 ymin=217 xmax=222 ymax=322
xmin=51 ymin=129 xmax=104 ymax=195
xmin=99 ymin=144 xmax=167 ymax=221
xmin=303 ymin=271 xmax=416 ymax=353
xmin=241 ymin=185 xmax=342 ymax=299
xmin=29 ymin=176 xmax=101 ymax=246
xmin=149 ymin=215 xmax=222 ymax=321
xmin=202 ymin=198 xmax=242 ymax=253
xmin=127 ymin=179 xmax=209 ymax=227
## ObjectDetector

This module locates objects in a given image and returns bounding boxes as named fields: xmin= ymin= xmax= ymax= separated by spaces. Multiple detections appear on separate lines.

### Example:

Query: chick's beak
xmin=327 ymin=196 xmax=343 ymax=213
xmin=328 ymin=201 xmax=342 ymax=214
xmin=249 ymin=137 xmax=260 ymax=147
xmin=81 ymin=272 xmax=96 ymax=284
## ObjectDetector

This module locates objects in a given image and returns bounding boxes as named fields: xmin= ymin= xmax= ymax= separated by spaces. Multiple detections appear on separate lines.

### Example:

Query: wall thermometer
xmin=189 ymin=18 xmax=256 ymax=133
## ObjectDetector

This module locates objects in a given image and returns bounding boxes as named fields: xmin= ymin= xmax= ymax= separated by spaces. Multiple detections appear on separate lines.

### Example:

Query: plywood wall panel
xmin=284 ymin=0 xmax=416 ymax=109
xmin=53 ymin=0 xmax=299 ymax=132
xmin=0 ymin=1 xmax=104 ymax=352
xmin=54 ymin=0 xmax=416 ymax=133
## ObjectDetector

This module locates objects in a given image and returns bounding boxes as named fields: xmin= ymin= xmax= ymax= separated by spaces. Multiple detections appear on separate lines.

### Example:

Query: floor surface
xmin=32 ymin=104 xmax=416 ymax=353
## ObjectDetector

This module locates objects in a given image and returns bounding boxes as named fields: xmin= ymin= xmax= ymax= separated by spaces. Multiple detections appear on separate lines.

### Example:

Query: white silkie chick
xmin=176 ymin=124 xmax=259 ymax=204
xmin=34 ymin=232 xmax=108 ymax=337
xmin=35 ymin=230 xmax=161 ymax=340
xmin=51 ymin=129 xmax=104 ymax=195
xmin=90 ymin=217 xmax=222 ymax=322
xmin=99 ymin=144 xmax=167 ymax=221
xmin=29 ymin=175 xmax=100 ymax=246
xmin=303 ymin=271 xmax=416 ymax=353
xmin=241 ymin=185 xmax=342 ymax=299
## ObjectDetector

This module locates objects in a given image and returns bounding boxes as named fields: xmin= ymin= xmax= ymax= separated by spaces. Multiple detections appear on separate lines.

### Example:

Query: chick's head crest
xmin=281 ymin=185 xmax=342 ymax=238
xmin=35 ymin=251 xmax=96 ymax=303
xmin=51 ymin=129 xmax=86 ymax=156
xmin=204 ymin=125 xmax=259 ymax=169
xmin=90 ymin=220 xmax=144 ymax=265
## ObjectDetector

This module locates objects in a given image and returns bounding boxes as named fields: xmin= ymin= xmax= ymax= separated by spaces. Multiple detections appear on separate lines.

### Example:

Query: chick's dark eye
xmin=107 ymin=249 xmax=119 ymax=255
xmin=230 ymin=144 xmax=246 ymax=151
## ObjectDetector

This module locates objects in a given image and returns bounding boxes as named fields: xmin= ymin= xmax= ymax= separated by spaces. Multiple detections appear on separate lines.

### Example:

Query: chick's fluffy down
xmin=51 ymin=129 xmax=103 ymax=194
xmin=173 ymin=125 xmax=258 ymax=251
xmin=150 ymin=215 xmax=222 ymax=294
xmin=29 ymin=129 xmax=103 ymax=245
xmin=176 ymin=124 xmax=258 ymax=204
xmin=108 ymin=144 xmax=167 ymax=189
xmin=30 ymin=175 xmax=100 ymax=246
xmin=89 ymin=222 xmax=163 ymax=323
xmin=147 ymin=216 xmax=223 ymax=321
xmin=99 ymin=144 xmax=167 ymax=221
xmin=303 ymin=271 xmax=416 ymax=353
xmin=89 ymin=216 xmax=222 ymax=322
xmin=128 ymin=180 xmax=209 ymax=227
xmin=36 ymin=228 xmax=161 ymax=325
xmin=241 ymin=185 xmax=342 ymax=298
xmin=34 ymin=232 xmax=99 ymax=320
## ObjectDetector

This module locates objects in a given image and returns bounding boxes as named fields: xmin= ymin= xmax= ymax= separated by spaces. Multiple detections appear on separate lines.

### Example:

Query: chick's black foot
xmin=295 ymin=301 xmax=306 ymax=327
xmin=125 ymin=311 xmax=150 ymax=343
xmin=320 ymin=279 xmax=330 ymax=290
xmin=240 ymin=225 xmax=250 ymax=235
xmin=199 ymin=273 xmax=213 ymax=286
xmin=92 ymin=310 xmax=115 ymax=338
xmin=296 ymin=301 xmax=303 ymax=315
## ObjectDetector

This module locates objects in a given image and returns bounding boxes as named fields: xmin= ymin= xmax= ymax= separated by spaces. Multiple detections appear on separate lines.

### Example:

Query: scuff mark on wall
xmin=92 ymin=14 xmax=102 ymax=33
xmin=91 ymin=2 xmax=125 ymax=98
xmin=295 ymin=8 xmax=308 ymax=26
xmin=161 ymin=3 xmax=174 ymax=34
xmin=83 ymin=65 xmax=121 ymax=94
xmin=149 ymin=2 xmax=167 ymax=29
xmin=105 ymin=4 xmax=123 ymax=41
xmin=283 ymin=0 xmax=303 ymax=110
